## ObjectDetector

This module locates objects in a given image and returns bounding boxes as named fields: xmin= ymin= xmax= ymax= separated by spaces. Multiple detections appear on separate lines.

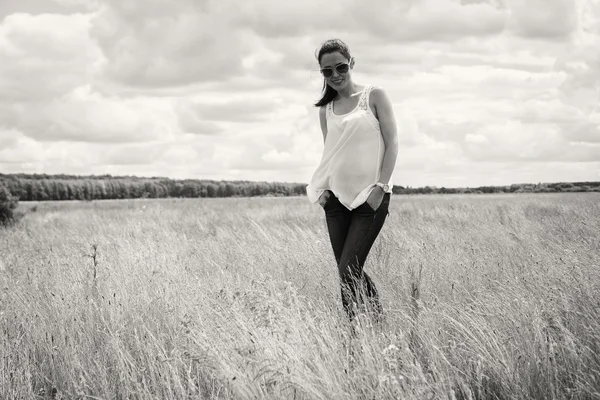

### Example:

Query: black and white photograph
xmin=1 ymin=0 xmax=599 ymax=399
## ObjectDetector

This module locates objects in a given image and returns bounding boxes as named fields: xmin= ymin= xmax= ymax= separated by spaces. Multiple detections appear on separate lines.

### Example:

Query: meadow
xmin=1 ymin=193 xmax=599 ymax=399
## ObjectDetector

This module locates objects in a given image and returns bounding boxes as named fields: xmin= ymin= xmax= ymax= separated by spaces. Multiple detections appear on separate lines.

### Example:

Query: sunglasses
xmin=320 ymin=61 xmax=351 ymax=78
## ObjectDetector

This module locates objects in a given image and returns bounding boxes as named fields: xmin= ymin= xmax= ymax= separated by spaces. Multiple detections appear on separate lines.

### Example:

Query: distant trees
xmin=1 ymin=173 xmax=598 ymax=202
xmin=0 ymin=183 xmax=19 ymax=225
xmin=392 ymin=182 xmax=600 ymax=195
xmin=0 ymin=173 xmax=308 ymax=202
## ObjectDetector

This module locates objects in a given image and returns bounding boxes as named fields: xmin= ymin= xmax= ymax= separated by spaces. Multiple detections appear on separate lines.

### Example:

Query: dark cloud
xmin=0 ymin=0 xmax=88 ymax=20
xmin=561 ymin=121 xmax=600 ymax=144
xmin=359 ymin=0 xmax=507 ymax=42
xmin=88 ymin=0 xmax=511 ymax=92
xmin=239 ymin=0 xmax=507 ymax=43
xmin=506 ymin=0 xmax=578 ymax=38
xmin=175 ymin=110 xmax=224 ymax=135
xmin=89 ymin=0 xmax=253 ymax=88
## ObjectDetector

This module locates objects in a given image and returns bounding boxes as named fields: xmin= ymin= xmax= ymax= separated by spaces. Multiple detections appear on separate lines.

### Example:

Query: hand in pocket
xmin=318 ymin=190 xmax=331 ymax=207
xmin=366 ymin=188 xmax=384 ymax=211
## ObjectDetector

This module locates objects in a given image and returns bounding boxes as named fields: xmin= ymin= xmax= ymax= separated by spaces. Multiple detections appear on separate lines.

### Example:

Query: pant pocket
xmin=365 ymin=202 xmax=378 ymax=212
xmin=367 ymin=193 xmax=390 ymax=213
xmin=320 ymin=190 xmax=334 ymax=209
xmin=365 ymin=197 xmax=384 ymax=212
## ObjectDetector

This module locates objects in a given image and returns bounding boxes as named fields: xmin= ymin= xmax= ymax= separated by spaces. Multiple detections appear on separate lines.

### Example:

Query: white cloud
xmin=465 ymin=134 xmax=489 ymax=144
xmin=0 ymin=12 xmax=100 ymax=101
xmin=554 ymin=0 xmax=600 ymax=114
xmin=6 ymin=85 xmax=175 ymax=143
xmin=0 ymin=13 xmax=179 ymax=143
xmin=463 ymin=121 xmax=566 ymax=161
xmin=174 ymin=99 xmax=224 ymax=135
xmin=1 ymin=0 xmax=599 ymax=187
xmin=227 ymin=105 xmax=323 ymax=175
xmin=0 ymin=128 xmax=44 ymax=164
xmin=175 ymin=97 xmax=278 ymax=123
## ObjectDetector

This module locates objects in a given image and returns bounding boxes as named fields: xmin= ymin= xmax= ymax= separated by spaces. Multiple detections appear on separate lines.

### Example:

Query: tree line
xmin=1 ymin=173 xmax=598 ymax=202
xmin=0 ymin=173 xmax=307 ymax=202
xmin=395 ymin=181 xmax=600 ymax=195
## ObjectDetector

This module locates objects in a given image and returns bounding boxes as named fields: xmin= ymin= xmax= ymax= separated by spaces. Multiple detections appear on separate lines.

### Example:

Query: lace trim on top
xmin=327 ymin=85 xmax=372 ymax=118
xmin=358 ymin=86 xmax=370 ymax=111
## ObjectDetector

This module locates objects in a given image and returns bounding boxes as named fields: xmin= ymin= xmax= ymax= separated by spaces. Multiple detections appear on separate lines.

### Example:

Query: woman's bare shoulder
xmin=370 ymin=85 xmax=388 ymax=98
xmin=369 ymin=86 xmax=392 ymax=106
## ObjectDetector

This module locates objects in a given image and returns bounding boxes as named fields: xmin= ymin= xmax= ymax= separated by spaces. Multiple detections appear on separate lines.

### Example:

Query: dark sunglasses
xmin=320 ymin=61 xmax=351 ymax=78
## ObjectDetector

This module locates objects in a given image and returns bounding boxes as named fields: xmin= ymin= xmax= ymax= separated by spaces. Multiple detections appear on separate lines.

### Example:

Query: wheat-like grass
xmin=1 ymin=193 xmax=599 ymax=399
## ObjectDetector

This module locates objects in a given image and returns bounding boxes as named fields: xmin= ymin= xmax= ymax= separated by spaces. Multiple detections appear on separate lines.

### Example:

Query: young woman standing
xmin=306 ymin=39 xmax=399 ymax=322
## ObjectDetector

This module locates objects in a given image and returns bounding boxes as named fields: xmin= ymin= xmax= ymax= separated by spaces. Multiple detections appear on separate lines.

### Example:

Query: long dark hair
xmin=314 ymin=39 xmax=352 ymax=107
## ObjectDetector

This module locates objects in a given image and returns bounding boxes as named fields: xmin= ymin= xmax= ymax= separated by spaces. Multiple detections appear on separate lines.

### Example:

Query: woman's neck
xmin=336 ymin=81 xmax=358 ymax=98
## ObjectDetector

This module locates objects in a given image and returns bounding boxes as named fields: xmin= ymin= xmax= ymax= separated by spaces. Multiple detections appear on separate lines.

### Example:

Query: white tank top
xmin=306 ymin=84 xmax=393 ymax=210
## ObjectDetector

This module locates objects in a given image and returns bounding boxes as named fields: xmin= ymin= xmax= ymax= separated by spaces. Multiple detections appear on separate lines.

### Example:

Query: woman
xmin=306 ymin=39 xmax=399 ymax=322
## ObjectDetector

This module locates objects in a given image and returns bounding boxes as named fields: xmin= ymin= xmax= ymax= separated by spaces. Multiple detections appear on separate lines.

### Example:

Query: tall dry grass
xmin=1 ymin=193 xmax=599 ymax=399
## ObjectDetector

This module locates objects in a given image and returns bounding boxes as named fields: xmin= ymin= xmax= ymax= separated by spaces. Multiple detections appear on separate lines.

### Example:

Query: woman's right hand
xmin=318 ymin=190 xmax=331 ymax=207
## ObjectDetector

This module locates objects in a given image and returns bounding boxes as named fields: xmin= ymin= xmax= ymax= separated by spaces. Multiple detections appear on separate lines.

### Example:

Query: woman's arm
xmin=319 ymin=105 xmax=328 ymax=144
xmin=316 ymin=105 xmax=329 ymax=205
xmin=371 ymin=87 xmax=398 ymax=185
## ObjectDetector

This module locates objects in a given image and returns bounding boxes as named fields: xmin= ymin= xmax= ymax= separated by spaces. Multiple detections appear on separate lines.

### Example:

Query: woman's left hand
xmin=366 ymin=186 xmax=385 ymax=211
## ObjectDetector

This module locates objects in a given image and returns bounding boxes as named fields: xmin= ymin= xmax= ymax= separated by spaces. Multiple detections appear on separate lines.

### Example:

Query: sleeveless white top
xmin=306 ymin=84 xmax=393 ymax=210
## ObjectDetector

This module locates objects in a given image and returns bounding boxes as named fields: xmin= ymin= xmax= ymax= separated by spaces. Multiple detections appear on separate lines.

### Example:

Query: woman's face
xmin=319 ymin=51 xmax=354 ymax=90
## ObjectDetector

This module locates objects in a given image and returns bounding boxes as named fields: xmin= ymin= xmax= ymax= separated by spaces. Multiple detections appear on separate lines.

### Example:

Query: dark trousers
xmin=322 ymin=191 xmax=391 ymax=321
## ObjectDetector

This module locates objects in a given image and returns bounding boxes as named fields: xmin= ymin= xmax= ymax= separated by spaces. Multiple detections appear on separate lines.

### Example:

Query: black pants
xmin=322 ymin=190 xmax=390 ymax=321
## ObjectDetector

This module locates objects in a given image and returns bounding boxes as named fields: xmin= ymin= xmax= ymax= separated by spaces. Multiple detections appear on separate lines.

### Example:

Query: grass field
xmin=1 ymin=193 xmax=599 ymax=399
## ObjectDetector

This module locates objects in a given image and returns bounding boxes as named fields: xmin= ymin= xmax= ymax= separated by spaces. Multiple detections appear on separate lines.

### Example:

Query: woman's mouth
xmin=332 ymin=79 xmax=343 ymax=85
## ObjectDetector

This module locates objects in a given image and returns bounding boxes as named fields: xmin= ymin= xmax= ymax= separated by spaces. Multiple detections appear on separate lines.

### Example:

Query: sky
xmin=0 ymin=0 xmax=599 ymax=188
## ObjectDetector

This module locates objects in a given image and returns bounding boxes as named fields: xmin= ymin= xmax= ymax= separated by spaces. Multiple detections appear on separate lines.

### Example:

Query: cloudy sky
xmin=0 ymin=0 xmax=598 ymax=188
